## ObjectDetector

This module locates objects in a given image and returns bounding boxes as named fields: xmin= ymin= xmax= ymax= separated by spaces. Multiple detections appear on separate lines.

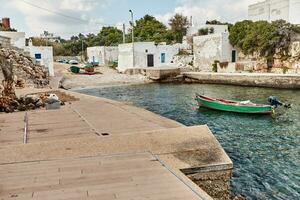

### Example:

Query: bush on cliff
xmin=229 ymin=20 xmax=300 ymax=60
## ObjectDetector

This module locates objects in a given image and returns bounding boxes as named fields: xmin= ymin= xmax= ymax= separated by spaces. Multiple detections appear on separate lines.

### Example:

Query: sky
xmin=0 ymin=0 xmax=257 ymax=38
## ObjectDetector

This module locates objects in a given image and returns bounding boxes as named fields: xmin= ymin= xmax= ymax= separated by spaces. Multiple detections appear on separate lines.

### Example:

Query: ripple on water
xmin=75 ymin=83 xmax=300 ymax=200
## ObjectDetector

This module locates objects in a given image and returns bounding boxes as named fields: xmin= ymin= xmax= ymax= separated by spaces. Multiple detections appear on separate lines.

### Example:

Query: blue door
xmin=161 ymin=53 xmax=165 ymax=63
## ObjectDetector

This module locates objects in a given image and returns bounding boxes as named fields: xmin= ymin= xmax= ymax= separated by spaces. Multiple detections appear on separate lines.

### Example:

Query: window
xmin=35 ymin=53 xmax=42 ymax=59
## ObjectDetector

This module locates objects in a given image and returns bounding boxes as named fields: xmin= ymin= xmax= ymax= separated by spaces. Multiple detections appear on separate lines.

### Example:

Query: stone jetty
xmin=0 ymin=89 xmax=233 ymax=200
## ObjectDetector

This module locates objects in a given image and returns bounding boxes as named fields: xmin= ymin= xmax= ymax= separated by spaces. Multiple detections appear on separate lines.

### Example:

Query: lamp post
xmin=129 ymin=10 xmax=135 ymax=68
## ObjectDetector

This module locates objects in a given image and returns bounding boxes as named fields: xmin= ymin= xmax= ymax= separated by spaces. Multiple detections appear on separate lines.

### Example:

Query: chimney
xmin=2 ymin=18 xmax=10 ymax=29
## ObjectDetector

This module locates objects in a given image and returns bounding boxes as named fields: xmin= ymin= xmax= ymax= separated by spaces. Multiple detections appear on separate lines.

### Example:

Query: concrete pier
xmin=124 ymin=66 xmax=181 ymax=80
xmin=183 ymin=72 xmax=300 ymax=89
xmin=0 ymin=90 xmax=232 ymax=199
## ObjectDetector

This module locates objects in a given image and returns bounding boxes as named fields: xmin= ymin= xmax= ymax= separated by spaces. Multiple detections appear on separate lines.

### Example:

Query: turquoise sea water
xmin=75 ymin=83 xmax=300 ymax=199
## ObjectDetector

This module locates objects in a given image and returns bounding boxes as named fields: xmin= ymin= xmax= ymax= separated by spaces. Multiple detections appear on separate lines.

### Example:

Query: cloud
xmin=8 ymin=0 xmax=109 ymax=38
xmin=156 ymin=0 xmax=257 ymax=26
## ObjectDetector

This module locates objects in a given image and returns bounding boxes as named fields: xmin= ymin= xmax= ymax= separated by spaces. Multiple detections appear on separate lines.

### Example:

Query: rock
xmin=10 ymin=100 xmax=19 ymax=109
xmin=35 ymin=99 xmax=44 ymax=108
xmin=17 ymin=104 xmax=26 ymax=111
xmin=25 ymin=95 xmax=39 ymax=105
xmin=26 ymin=103 xmax=36 ymax=110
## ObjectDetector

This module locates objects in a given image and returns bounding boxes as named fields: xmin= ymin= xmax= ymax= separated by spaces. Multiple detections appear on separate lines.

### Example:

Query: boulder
xmin=25 ymin=95 xmax=39 ymax=105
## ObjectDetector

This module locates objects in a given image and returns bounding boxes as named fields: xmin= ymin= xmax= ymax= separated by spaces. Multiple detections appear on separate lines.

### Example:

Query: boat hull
xmin=196 ymin=96 xmax=273 ymax=114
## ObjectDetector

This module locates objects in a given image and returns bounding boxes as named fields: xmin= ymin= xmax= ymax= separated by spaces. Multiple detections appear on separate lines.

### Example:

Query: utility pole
xmin=122 ymin=23 xmax=126 ymax=44
xmin=81 ymin=38 xmax=84 ymax=63
xmin=129 ymin=10 xmax=135 ymax=68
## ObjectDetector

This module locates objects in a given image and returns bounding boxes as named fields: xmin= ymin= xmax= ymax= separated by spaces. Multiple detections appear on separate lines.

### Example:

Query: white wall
xmin=24 ymin=46 xmax=54 ymax=76
xmin=87 ymin=46 xmax=118 ymax=65
xmin=0 ymin=31 xmax=25 ymax=49
xmin=248 ymin=0 xmax=291 ymax=23
xmin=87 ymin=46 xmax=104 ymax=64
xmin=193 ymin=33 xmax=233 ymax=71
xmin=248 ymin=1 xmax=271 ymax=21
xmin=0 ymin=36 xmax=10 ymax=48
xmin=289 ymin=0 xmax=300 ymax=24
xmin=117 ymin=42 xmax=179 ymax=73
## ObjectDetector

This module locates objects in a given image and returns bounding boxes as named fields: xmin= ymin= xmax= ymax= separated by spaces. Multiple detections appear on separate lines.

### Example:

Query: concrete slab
xmin=0 ymin=152 xmax=209 ymax=200
xmin=0 ymin=89 xmax=232 ymax=199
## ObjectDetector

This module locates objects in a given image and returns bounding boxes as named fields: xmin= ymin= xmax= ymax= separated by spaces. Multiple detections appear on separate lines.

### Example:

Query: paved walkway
xmin=0 ymin=89 xmax=232 ymax=199
xmin=0 ymin=152 xmax=207 ymax=200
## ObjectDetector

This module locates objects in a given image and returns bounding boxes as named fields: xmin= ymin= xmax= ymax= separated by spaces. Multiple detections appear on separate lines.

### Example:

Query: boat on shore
xmin=195 ymin=94 xmax=273 ymax=115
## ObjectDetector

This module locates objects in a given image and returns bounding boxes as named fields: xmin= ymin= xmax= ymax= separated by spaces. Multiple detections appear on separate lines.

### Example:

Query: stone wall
xmin=172 ymin=55 xmax=193 ymax=68
xmin=183 ymin=72 xmax=300 ymax=89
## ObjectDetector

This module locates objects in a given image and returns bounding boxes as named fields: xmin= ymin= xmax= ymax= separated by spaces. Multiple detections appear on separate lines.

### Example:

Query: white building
xmin=0 ymin=31 xmax=25 ymax=49
xmin=0 ymin=35 xmax=10 ymax=48
xmin=87 ymin=46 xmax=118 ymax=65
xmin=24 ymin=43 xmax=54 ymax=76
xmin=117 ymin=42 xmax=179 ymax=73
xmin=193 ymin=32 xmax=236 ymax=72
xmin=248 ymin=0 xmax=300 ymax=24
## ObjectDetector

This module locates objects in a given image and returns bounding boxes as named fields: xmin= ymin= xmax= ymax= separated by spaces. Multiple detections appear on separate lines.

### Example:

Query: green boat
xmin=196 ymin=94 xmax=273 ymax=115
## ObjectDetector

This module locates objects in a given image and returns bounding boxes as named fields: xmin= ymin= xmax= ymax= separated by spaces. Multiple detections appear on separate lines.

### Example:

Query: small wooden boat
xmin=195 ymin=94 xmax=273 ymax=114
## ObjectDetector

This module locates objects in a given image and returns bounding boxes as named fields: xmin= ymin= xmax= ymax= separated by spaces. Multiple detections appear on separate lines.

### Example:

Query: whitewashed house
xmin=87 ymin=46 xmax=118 ymax=65
xmin=24 ymin=40 xmax=54 ymax=76
xmin=193 ymin=26 xmax=237 ymax=72
xmin=248 ymin=0 xmax=300 ymax=24
xmin=117 ymin=42 xmax=179 ymax=73
xmin=0 ymin=31 xmax=25 ymax=49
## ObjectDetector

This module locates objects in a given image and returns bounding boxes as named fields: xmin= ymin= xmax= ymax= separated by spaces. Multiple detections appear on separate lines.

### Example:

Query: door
xmin=147 ymin=54 xmax=154 ymax=67
xmin=231 ymin=50 xmax=236 ymax=63
xmin=161 ymin=53 xmax=166 ymax=63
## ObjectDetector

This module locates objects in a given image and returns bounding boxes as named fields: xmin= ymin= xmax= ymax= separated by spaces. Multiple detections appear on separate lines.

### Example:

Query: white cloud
xmin=156 ymin=0 xmax=257 ymax=26
xmin=59 ymin=0 xmax=99 ymax=12
xmin=8 ymin=0 xmax=109 ymax=38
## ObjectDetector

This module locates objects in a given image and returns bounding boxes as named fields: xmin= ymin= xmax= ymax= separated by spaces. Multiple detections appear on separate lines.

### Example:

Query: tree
xmin=198 ymin=27 xmax=214 ymax=36
xmin=97 ymin=27 xmax=123 ymax=46
xmin=198 ymin=28 xmax=209 ymax=36
xmin=133 ymin=15 xmax=173 ymax=44
xmin=169 ymin=14 xmax=189 ymax=43
xmin=31 ymin=38 xmax=69 ymax=56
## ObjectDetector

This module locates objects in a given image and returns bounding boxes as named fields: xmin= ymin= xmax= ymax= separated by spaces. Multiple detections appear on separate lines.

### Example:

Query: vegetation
xmin=131 ymin=15 xmax=174 ymax=44
xmin=169 ymin=14 xmax=189 ymax=43
xmin=198 ymin=27 xmax=214 ymax=36
xmin=206 ymin=20 xmax=233 ymax=31
xmin=0 ymin=27 xmax=17 ymax=32
xmin=41 ymin=14 xmax=190 ymax=56
xmin=229 ymin=20 xmax=300 ymax=61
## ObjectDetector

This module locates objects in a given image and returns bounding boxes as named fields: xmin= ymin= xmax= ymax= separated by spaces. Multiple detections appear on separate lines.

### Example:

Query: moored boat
xmin=195 ymin=94 xmax=273 ymax=114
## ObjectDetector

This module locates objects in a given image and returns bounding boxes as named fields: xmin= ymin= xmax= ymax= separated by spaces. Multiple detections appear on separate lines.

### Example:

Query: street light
xmin=129 ymin=10 xmax=135 ymax=67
